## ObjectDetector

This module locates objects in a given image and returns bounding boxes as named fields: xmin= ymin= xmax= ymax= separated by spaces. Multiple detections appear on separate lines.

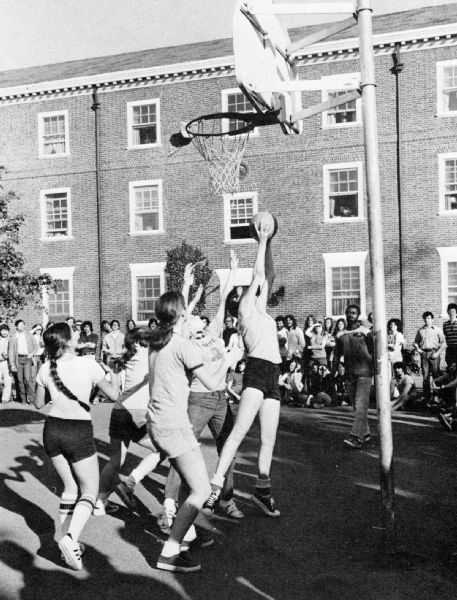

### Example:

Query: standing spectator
xmin=102 ymin=320 xmax=125 ymax=366
xmin=414 ymin=311 xmax=446 ymax=406
xmin=0 ymin=323 xmax=12 ymax=403
xmin=226 ymin=360 xmax=246 ymax=404
xmin=387 ymin=319 xmax=405 ymax=375
xmin=100 ymin=320 xmax=112 ymax=363
xmin=332 ymin=318 xmax=347 ymax=370
xmin=148 ymin=317 xmax=159 ymax=330
xmin=335 ymin=305 xmax=373 ymax=449
xmin=302 ymin=314 xmax=316 ymax=378
xmin=275 ymin=316 xmax=289 ymax=370
xmin=305 ymin=321 xmax=329 ymax=367
xmin=200 ymin=316 xmax=210 ymax=329
xmin=443 ymin=303 xmax=457 ymax=369
xmin=8 ymin=320 xmax=38 ymax=404
xmin=126 ymin=319 xmax=136 ymax=332
xmin=31 ymin=324 xmax=45 ymax=382
xmin=323 ymin=317 xmax=335 ymax=367
xmin=66 ymin=317 xmax=80 ymax=346
xmin=74 ymin=320 xmax=83 ymax=343
xmin=222 ymin=315 xmax=238 ymax=348
xmin=77 ymin=321 xmax=98 ymax=357
xmin=285 ymin=315 xmax=305 ymax=361
xmin=390 ymin=362 xmax=415 ymax=411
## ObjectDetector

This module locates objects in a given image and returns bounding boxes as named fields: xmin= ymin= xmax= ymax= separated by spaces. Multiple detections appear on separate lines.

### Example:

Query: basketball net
xmin=190 ymin=120 xmax=250 ymax=195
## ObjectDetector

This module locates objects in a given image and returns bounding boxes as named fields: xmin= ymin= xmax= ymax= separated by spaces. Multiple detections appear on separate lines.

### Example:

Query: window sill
xmin=38 ymin=153 xmax=70 ymax=159
xmin=40 ymin=236 xmax=74 ymax=242
xmin=438 ymin=210 xmax=457 ymax=216
xmin=127 ymin=143 xmax=162 ymax=150
xmin=323 ymin=217 xmax=364 ymax=224
xmin=223 ymin=238 xmax=256 ymax=245
xmin=128 ymin=230 xmax=165 ymax=236
xmin=321 ymin=122 xmax=362 ymax=129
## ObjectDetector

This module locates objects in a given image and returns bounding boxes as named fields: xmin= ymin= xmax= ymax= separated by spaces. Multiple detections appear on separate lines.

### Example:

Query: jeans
xmin=16 ymin=357 xmax=34 ymax=403
xmin=0 ymin=361 xmax=12 ymax=402
xmin=164 ymin=390 xmax=235 ymax=502
xmin=347 ymin=374 xmax=372 ymax=439
xmin=421 ymin=351 xmax=441 ymax=402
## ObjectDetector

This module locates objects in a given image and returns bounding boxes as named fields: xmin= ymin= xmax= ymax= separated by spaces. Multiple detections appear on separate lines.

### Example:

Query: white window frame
xmin=215 ymin=268 xmax=253 ymax=299
xmin=437 ymin=247 xmax=457 ymax=316
xmin=323 ymin=251 xmax=368 ymax=319
xmin=223 ymin=191 xmax=258 ymax=244
xmin=127 ymin=99 xmax=161 ymax=149
xmin=40 ymin=266 xmax=75 ymax=325
xmin=40 ymin=187 xmax=73 ymax=242
xmin=38 ymin=110 xmax=70 ymax=158
xmin=129 ymin=262 xmax=166 ymax=324
xmin=221 ymin=88 xmax=259 ymax=136
xmin=323 ymin=161 xmax=364 ymax=223
xmin=437 ymin=59 xmax=457 ymax=117
xmin=128 ymin=179 xmax=164 ymax=235
xmin=321 ymin=73 xmax=362 ymax=129
xmin=438 ymin=152 xmax=457 ymax=215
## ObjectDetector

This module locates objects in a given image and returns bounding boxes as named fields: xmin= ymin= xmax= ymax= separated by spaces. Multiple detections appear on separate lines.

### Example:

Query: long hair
xmin=111 ymin=327 xmax=153 ymax=372
xmin=150 ymin=292 xmax=185 ymax=352
xmin=43 ymin=322 xmax=88 ymax=411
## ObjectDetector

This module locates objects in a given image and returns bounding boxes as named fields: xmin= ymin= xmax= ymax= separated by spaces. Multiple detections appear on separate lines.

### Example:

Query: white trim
xmin=438 ymin=247 xmax=457 ymax=316
xmin=323 ymin=161 xmax=364 ymax=222
xmin=221 ymin=87 xmax=259 ymax=136
xmin=129 ymin=262 xmax=165 ymax=324
xmin=37 ymin=109 xmax=70 ymax=158
xmin=39 ymin=187 xmax=73 ymax=241
xmin=437 ymin=58 xmax=457 ymax=117
xmin=323 ymin=251 xmax=368 ymax=318
xmin=215 ymin=268 xmax=253 ymax=298
xmin=128 ymin=179 xmax=164 ymax=235
xmin=39 ymin=266 xmax=75 ymax=324
xmin=222 ymin=192 xmax=258 ymax=244
xmin=321 ymin=72 xmax=362 ymax=129
xmin=127 ymin=98 xmax=161 ymax=149
xmin=438 ymin=152 xmax=457 ymax=215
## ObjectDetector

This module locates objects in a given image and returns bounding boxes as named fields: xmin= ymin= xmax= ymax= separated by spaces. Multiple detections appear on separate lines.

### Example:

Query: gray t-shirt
xmin=147 ymin=334 xmax=203 ymax=429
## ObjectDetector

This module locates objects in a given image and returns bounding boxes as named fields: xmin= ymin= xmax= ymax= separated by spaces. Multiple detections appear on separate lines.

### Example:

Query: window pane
xmin=48 ymin=279 xmax=70 ymax=320
xmin=229 ymin=196 xmax=254 ymax=239
xmin=331 ymin=266 xmax=360 ymax=315
xmin=134 ymin=185 xmax=160 ymax=231
xmin=327 ymin=91 xmax=357 ymax=125
xmin=43 ymin=115 xmax=66 ymax=155
xmin=449 ymin=262 xmax=457 ymax=304
xmin=132 ymin=104 xmax=157 ymax=145
xmin=328 ymin=168 xmax=359 ymax=218
xmin=45 ymin=192 xmax=68 ymax=236
xmin=226 ymin=92 xmax=254 ymax=132
xmin=137 ymin=276 xmax=161 ymax=321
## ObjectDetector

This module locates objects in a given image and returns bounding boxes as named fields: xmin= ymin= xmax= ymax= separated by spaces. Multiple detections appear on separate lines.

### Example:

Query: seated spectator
xmin=148 ymin=317 xmax=159 ymax=330
xmin=431 ymin=362 xmax=457 ymax=410
xmin=306 ymin=361 xmax=320 ymax=400
xmin=278 ymin=359 xmax=306 ymax=406
xmin=310 ymin=365 xmax=333 ymax=409
xmin=275 ymin=316 xmax=289 ymax=371
xmin=226 ymin=360 xmax=246 ymax=404
xmin=390 ymin=362 xmax=415 ymax=411
xmin=77 ymin=321 xmax=99 ymax=357
xmin=333 ymin=362 xmax=350 ymax=406
xmin=305 ymin=321 xmax=329 ymax=367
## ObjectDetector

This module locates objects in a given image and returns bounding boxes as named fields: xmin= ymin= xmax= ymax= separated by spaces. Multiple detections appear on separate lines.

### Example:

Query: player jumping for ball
xmin=203 ymin=214 xmax=282 ymax=517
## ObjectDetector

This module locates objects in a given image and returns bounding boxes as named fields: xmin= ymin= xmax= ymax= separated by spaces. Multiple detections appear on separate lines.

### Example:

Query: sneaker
xmin=201 ymin=488 xmax=221 ymax=516
xmin=156 ymin=551 xmax=201 ymax=573
xmin=116 ymin=481 xmax=137 ymax=509
xmin=61 ymin=542 xmax=85 ymax=563
xmin=438 ymin=411 xmax=453 ymax=432
xmin=220 ymin=498 xmax=244 ymax=519
xmin=343 ymin=435 xmax=362 ymax=449
xmin=251 ymin=493 xmax=280 ymax=517
xmin=157 ymin=500 xmax=177 ymax=534
xmin=58 ymin=535 xmax=83 ymax=571
xmin=181 ymin=531 xmax=214 ymax=552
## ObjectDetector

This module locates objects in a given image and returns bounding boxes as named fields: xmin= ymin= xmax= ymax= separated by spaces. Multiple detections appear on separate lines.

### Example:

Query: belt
xmin=18 ymin=354 xmax=29 ymax=357
xmin=422 ymin=349 xmax=437 ymax=352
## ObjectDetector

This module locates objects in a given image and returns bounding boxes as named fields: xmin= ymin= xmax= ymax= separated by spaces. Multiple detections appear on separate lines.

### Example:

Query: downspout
xmin=391 ymin=44 xmax=404 ymax=325
xmin=91 ymin=86 xmax=104 ymax=333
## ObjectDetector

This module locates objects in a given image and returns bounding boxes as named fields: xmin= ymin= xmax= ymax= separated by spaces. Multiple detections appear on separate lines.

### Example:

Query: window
xmin=129 ymin=180 xmax=163 ymax=234
xmin=222 ymin=89 xmax=258 ymax=135
xmin=322 ymin=73 xmax=361 ymax=127
xmin=323 ymin=162 xmax=363 ymax=221
xmin=439 ymin=153 xmax=457 ymax=213
xmin=323 ymin=252 xmax=368 ymax=318
xmin=223 ymin=192 xmax=258 ymax=242
xmin=129 ymin=263 xmax=165 ymax=323
xmin=437 ymin=60 xmax=457 ymax=116
xmin=127 ymin=99 xmax=160 ymax=148
xmin=40 ymin=188 xmax=72 ymax=240
xmin=438 ymin=247 xmax=457 ymax=315
xmin=38 ymin=110 xmax=69 ymax=157
xmin=215 ymin=267 xmax=253 ymax=299
xmin=40 ymin=266 xmax=74 ymax=323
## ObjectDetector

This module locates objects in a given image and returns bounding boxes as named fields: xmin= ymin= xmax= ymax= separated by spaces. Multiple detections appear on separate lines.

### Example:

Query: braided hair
xmin=150 ymin=291 xmax=185 ymax=352
xmin=43 ymin=322 xmax=89 ymax=412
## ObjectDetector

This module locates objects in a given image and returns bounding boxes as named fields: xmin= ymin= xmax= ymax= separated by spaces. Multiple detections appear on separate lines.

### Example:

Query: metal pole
xmin=357 ymin=0 xmax=396 ymax=542
xmin=91 ymin=87 xmax=104 ymax=338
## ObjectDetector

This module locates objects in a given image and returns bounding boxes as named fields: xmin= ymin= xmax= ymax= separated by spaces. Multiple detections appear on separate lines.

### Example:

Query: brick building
xmin=0 ymin=4 xmax=457 ymax=340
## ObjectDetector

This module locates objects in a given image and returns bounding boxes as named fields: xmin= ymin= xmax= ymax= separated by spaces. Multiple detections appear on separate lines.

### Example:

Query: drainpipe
xmin=391 ymin=43 xmax=404 ymax=325
xmin=91 ymin=86 xmax=104 ymax=333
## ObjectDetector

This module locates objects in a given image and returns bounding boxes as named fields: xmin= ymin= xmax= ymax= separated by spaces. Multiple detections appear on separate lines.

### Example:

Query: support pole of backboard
xmin=357 ymin=0 xmax=396 ymax=543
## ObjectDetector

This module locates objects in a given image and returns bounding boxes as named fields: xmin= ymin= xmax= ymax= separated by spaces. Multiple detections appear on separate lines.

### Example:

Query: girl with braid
xmin=34 ymin=322 xmax=119 ymax=571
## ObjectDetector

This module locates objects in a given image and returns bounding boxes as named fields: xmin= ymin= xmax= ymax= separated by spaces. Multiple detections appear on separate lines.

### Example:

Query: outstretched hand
xmin=255 ymin=219 xmax=273 ymax=241
xmin=183 ymin=263 xmax=195 ymax=287
xmin=229 ymin=249 xmax=238 ymax=270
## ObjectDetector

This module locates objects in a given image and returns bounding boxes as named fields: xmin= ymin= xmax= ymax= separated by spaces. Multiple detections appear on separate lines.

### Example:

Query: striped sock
xmin=255 ymin=476 xmax=272 ymax=498
xmin=59 ymin=493 xmax=77 ymax=536
xmin=67 ymin=493 xmax=96 ymax=542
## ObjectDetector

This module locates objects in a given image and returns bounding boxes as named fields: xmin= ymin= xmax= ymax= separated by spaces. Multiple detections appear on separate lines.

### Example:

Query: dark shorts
xmin=43 ymin=416 xmax=96 ymax=463
xmin=242 ymin=357 xmax=281 ymax=400
xmin=109 ymin=407 xmax=148 ymax=444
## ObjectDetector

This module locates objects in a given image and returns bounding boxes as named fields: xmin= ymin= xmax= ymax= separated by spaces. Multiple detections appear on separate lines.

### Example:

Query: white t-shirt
xmin=190 ymin=335 xmax=226 ymax=393
xmin=114 ymin=346 xmax=149 ymax=410
xmin=148 ymin=335 xmax=203 ymax=429
xmin=239 ymin=309 xmax=281 ymax=364
xmin=36 ymin=356 xmax=105 ymax=420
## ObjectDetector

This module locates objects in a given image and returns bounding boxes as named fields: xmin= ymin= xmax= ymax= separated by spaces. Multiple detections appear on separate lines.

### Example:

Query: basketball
xmin=249 ymin=211 xmax=278 ymax=241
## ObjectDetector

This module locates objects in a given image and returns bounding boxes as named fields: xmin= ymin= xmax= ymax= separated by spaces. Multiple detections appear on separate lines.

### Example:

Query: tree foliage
xmin=0 ymin=167 xmax=55 ymax=322
xmin=164 ymin=240 xmax=213 ymax=313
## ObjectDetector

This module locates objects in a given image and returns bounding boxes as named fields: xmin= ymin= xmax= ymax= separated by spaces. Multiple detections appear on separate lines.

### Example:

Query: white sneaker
xmin=58 ymin=535 xmax=83 ymax=571
xmin=220 ymin=498 xmax=244 ymax=519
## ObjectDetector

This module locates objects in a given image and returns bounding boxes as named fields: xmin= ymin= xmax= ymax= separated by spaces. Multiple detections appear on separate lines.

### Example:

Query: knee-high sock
xmin=67 ymin=494 xmax=96 ymax=542
xmin=58 ymin=492 xmax=77 ymax=537
xmin=255 ymin=475 xmax=272 ymax=498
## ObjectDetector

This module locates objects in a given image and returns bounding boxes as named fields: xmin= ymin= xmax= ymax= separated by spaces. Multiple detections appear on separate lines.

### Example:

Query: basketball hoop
xmin=184 ymin=111 xmax=279 ymax=194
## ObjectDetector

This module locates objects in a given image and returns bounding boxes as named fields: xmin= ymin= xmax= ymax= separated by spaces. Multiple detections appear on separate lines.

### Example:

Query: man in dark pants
xmin=414 ymin=311 xmax=446 ymax=406
xmin=8 ymin=320 xmax=37 ymax=404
